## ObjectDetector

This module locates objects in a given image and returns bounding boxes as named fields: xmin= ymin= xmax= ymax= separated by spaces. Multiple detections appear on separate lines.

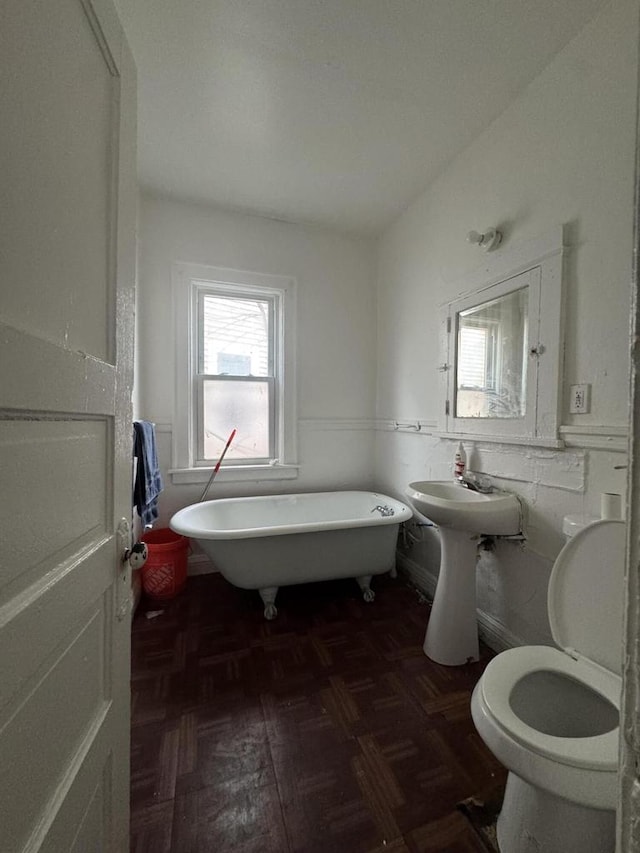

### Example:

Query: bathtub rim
xmin=170 ymin=489 xmax=412 ymax=540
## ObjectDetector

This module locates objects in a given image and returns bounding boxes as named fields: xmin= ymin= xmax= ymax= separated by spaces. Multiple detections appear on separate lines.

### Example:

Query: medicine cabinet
xmin=438 ymin=227 xmax=564 ymax=446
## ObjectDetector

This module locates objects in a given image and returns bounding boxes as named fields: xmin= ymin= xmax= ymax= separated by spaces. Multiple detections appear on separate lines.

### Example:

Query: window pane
xmin=458 ymin=327 xmax=489 ymax=388
xmin=202 ymin=379 xmax=270 ymax=461
xmin=201 ymin=293 xmax=270 ymax=376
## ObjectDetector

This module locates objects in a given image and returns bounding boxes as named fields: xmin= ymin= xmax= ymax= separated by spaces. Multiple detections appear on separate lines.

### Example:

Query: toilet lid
xmin=548 ymin=520 xmax=625 ymax=675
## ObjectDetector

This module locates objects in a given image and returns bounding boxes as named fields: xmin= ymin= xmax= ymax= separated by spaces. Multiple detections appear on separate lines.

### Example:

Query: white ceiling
xmin=114 ymin=0 xmax=607 ymax=235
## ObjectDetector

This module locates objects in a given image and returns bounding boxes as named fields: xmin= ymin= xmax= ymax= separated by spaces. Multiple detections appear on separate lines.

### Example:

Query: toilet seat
xmin=479 ymin=644 xmax=620 ymax=772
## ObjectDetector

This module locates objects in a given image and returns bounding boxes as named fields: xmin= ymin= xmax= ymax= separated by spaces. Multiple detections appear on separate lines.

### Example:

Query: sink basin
xmin=406 ymin=480 xmax=520 ymax=535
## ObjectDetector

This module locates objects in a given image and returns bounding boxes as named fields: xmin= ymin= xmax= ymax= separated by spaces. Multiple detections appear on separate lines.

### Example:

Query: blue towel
xmin=133 ymin=420 xmax=163 ymax=527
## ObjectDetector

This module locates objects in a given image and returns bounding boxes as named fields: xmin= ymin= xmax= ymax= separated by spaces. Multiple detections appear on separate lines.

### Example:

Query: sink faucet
xmin=457 ymin=471 xmax=493 ymax=493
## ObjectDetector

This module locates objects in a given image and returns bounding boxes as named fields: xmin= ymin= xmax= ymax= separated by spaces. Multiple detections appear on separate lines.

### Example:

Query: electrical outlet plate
xmin=569 ymin=383 xmax=591 ymax=414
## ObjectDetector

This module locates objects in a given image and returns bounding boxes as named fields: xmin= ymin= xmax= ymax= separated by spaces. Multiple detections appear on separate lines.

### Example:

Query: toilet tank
xmin=562 ymin=514 xmax=599 ymax=540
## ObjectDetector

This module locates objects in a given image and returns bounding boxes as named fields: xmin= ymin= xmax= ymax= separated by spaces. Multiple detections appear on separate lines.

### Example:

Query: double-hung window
xmin=196 ymin=287 xmax=275 ymax=463
xmin=172 ymin=263 xmax=297 ymax=483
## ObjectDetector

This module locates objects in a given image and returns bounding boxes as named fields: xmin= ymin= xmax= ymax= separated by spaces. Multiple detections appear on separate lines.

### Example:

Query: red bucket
xmin=140 ymin=528 xmax=189 ymax=600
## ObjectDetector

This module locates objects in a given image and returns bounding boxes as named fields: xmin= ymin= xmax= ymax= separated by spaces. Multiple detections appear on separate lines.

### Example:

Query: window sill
xmin=169 ymin=464 xmax=299 ymax=485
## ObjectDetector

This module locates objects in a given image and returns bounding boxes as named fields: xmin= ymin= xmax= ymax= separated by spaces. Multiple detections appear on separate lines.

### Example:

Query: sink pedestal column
xmin=424 ymin=527 xmax=479 ymax=665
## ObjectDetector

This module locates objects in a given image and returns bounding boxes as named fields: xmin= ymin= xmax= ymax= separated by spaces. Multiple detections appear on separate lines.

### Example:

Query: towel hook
xmin=394 ymin=421 xmax=422 ymax=432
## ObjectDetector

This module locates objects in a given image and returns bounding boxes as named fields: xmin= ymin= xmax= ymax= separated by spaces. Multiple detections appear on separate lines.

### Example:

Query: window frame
xmin=171 ymin=262 xmax=298 ymax=483
xmin=457 ymin=323 xmax=493 ymax=392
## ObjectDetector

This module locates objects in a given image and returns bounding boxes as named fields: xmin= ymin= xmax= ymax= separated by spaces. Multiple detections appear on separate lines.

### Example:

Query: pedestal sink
xmin=406 ymin=480 xmax=521 ymax=666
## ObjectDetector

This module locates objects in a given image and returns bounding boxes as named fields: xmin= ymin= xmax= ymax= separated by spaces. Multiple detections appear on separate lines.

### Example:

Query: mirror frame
xmin=437 ymin=226 xmax=565 ymax=447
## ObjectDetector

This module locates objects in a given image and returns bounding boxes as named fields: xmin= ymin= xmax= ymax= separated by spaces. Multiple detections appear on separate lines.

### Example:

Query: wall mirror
xmin=456 ymin=283 xmax=528 ymax=420
xmin=438 ymin=227 xmax=564 ymax=446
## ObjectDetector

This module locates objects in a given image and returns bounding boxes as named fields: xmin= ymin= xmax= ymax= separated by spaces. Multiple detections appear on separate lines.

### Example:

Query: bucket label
xmin=142 ymin=562 xmax=175 ymax=597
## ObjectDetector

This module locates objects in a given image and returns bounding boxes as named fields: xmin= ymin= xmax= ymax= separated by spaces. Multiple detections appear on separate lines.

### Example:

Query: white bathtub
xmin=170 ymin=490 xmax=412 ymax=618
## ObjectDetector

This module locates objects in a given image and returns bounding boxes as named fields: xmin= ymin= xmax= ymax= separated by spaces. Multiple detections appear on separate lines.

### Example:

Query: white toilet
xmin=471 ymin=519 xmax=625 ymax=853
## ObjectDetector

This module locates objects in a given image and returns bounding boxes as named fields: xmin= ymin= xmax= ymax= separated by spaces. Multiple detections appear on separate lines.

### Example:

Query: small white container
xmin=600 ymin=493 xmax=623 ymax=520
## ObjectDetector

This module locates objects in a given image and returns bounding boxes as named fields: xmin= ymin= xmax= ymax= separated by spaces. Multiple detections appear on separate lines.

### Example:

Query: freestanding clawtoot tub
xmin=170 ymin=490 xmax=412 ymax=618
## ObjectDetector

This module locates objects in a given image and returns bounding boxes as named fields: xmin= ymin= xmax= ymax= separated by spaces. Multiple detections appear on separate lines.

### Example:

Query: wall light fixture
xmin=467 ymin=227 xmax=502 ymax=252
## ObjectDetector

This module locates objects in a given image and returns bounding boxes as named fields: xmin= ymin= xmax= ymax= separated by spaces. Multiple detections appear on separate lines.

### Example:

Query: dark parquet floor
xmin=130 ymin=570 xmax=506 ymax=853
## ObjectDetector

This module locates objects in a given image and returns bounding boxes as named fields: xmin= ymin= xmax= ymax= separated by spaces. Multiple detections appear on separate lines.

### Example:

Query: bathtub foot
xmin=389 ymin=565 xmax=398 ymax=579
xmin=259 ymin=586 xmax=279 ymax=620
xmin=356 ymin=575 xmax=375 ymax=603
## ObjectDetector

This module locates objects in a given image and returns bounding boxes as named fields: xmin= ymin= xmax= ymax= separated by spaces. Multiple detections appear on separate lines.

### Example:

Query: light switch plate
xmin=569 ymin=383 xmax=591 ymax=414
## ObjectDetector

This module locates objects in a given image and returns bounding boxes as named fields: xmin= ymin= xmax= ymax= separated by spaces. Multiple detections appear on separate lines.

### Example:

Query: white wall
xmin=137 ymin=193 xmax=377 ymax=525
xmin=375 ymin=0 xmax=638 ymax=647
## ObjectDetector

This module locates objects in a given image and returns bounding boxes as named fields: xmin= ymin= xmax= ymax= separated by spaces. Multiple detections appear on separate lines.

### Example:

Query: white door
xmin=0 ymin=0 xmax=136 ymax=850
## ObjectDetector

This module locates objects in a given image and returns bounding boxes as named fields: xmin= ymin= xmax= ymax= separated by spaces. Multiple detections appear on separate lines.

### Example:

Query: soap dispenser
xmin=454 ymin=443 xmax=466 ymax=480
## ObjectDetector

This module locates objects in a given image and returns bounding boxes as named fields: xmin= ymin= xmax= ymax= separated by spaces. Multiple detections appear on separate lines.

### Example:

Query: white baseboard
xmin=398 ymin=552 xmax=437 ymax=598
xmin=477 ymin=609 xmax=526 ymax=654
xmin=397 ymin=551 xmax=524 ymax=654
